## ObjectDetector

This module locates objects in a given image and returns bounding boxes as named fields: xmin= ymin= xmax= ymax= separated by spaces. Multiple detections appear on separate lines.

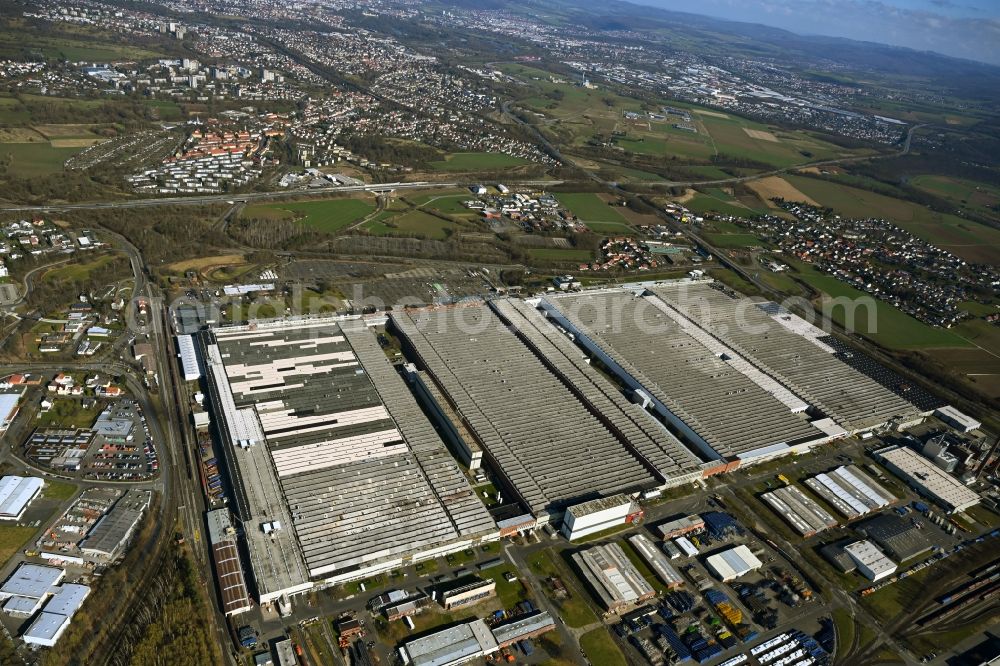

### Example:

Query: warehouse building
xmin=628 ymin=534 xmax=684 ymax=588
xmin=176 ymin=334 xmax=203 ymax=382
xmin=79 ymin=488 xmax=151 ymax=561
xmin=206 ymin=508 xmax=252 ymax=616
xmin=572 ymin=542 xmax=655 ymax=612
xmin=202 ymin=317 xmax=498 ymax=603
xmin=562 ymin=494 xmax=640 ymax=541
xmin=761 ymin=485 xmax=838 ymax=537
xmin=844 ymin=540 xmax=897 ymax=582
xmin=875 ymin=445 xmax=980 ymax=513
xmin=393 ymin=302 xmax=702 ymax=524
xmin=804 ymin=466 xmax=895 ymax=519
xmin=655 ymin=514 xmax=705 ymax=540
xmin=0 ymin=392 xmax=20 ymax=432
xmin=21 ymin=583 xmax=90 ymax=648
xmin=398 ymin=618 xmax=498 ymax=666
xmin=705 ymin=545 xmax=762 ymax=582
xmin=0 ymin=475 xmax=44 ymax=521
xmin=856 ymin=514 xmax=932 ymax=562
xmin=540 ymin=287 xmax=834 ymax=464
xmin=934 ymin=406 xmax=981 ymax=433
xmin=648 ymin=283 xmax=923 ymax=434
xmin=0 ymin=563 xmax=65 ymax=617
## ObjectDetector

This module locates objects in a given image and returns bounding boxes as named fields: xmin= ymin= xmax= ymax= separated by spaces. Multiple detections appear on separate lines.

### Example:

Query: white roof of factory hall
xmin=401 ymin=618 xmax=499 ymax=666
xmin=0 ymin=563 xmax=64 ymax=600
xmin=572 ymin=542 xmax=654 ymax=609
xmin=41 ymin=583 xmax=90 ymax=616
xmin=0 ymin=393 xmax=19 ymax=425
xmin=392 ymin=302 xmax=668 ymax=517
xmin=567 ymin=494 xmax=633 ymax=518
xmin=541 ymin=287 xmax=826 ymax=459
xmin=649 ymin=282 xmax=921 ymax=432
xmin=203 ymin=316 xmax=496 ymax=600
xmin=844 ymin=540 xmax=897 ymax=578
xmin=176 ymin=334 xmax=202 ymax=381
xmin=705 ymin=545 xmax=763 ymax=581
xmin=876 ymin=445 xmax=980 ymax=512
xmin=0 ymin=475 xmax=43 ymax=519
xmin=22 ymin=612 xmax=71 ymax=645
xmin=628 ymin=533 xmax=684 ymax=587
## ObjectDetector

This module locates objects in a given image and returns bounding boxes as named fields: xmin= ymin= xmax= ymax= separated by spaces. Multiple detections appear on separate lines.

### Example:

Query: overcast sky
xmin=639 ymin=0 xmax=1000 ymax=66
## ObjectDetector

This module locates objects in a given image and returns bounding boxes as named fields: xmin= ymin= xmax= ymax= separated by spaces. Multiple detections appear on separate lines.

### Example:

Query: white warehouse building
xmin=562 ymin=494 xmax=638 ymax=541
xmin=844 ymin=540 xmax=897 ymax=582
xmin=176 ymin=334 xmax=202 ymax=382
xmin=0 ymin=475 xmax=44 ymax=521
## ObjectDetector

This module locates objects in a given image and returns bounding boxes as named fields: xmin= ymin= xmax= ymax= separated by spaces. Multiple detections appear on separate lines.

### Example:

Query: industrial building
xmin=540 ymin=287 xmax=835 ymax=463
xmin=704 ymin=545 xmax=762 ymax=582
xmin=0 ymin=475 xmax=43 ymax=521
xmin=655 ymin=514 xmax=705 ymax=540
xmin=397 ymin=612 xmax=555 ymax=665
xmin=856 ymin=514 xmax=932 ymax=562
xmin=21 ymin=583 xmax=90 ymax=648
xmin=437 ymin=576 xmax=496 ymax=610
xmin=0 ymin=563 xmax=65 ymax=618
xmin=392 ymin=301 xmax=703 ymax=523
xmin=934 ymin=405 xmax=981 ymax=433
xmin=803 ymin=466 xmax=895 ymax=519
xmin=0 ymin=392 xmax=20 ymax=432
xmin=844 ymin=540 xmax=897 ymax=582
xmin=398 ymin=618 xmax=498 ymax=666
xmin=761 ymin=485 xmax=838 ymax=537
xmin=875 ymin=445 xmax=980 ymax=513
xmin=202 ymin=317 xmax=498 ymax=603
xmin=628 ymin=533 xmax=684 ymax=588
xmin=79 ymin=488 xmax=151 ymax=561
xmin=646 ymin=283 xmax=922 ymax=434
xmin=176 ymin=334 xmax=203 ymax=382
xmin=206 ymin=508 xmax=252 ymax=616
xmin=572 ymin=542 xmax=655 ymax=612
xmin=490 ymin=610 xmax=556 ymax=647
xmin=562 ymin=494 xmax=640 ymax=541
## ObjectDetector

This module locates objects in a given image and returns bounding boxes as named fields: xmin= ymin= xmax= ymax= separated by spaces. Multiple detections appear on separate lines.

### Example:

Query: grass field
xmin=43 ymin=254 xmax=119 ymax=282
xmin=36 ymin=399 xmax=102 ymax=429
xmin=785 ymin=175 xmax=1000 ymax=264
xmin=0 ymin=33 xmax=163 ymax=62
xmin=528 ymin=549 xmax=597 ymax=628
xmin=793 ymin=265 xmax=970 ymax=349
xmin=684 ymin=192 xmax=763 ymax=218
xmin=428 ymin=152 xmax=529 ymax=171
xmin=555 ymin=193 xmax=630 ymax=224
xmin=415 ymin=194 xmax=477 ymax=215
xmin=579 ymin=628 xmax=627 ymax=666
xmin=41 ymin=479 xmax=79 ymax=501
xmin=0 ymin=524 xmax=36 ymax=565
xmin=245 ymin=199 xmax=374 ymax=234
xmin=364 ymin=210 xmax=454 ymax=240
xmin=706 ymin=232 xmax=763 ymax=248
xmin=0 ymin=141 xmax=79 ymax=176
xmin=526 ymin=248 xmax=593 ymax=263
xmin=911 ymin=175 xmax=1000 ymax=222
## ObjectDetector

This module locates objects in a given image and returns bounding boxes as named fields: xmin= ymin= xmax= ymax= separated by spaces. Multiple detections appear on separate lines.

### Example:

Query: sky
xmin=639 ymin=0 xmax=1000 ymax=66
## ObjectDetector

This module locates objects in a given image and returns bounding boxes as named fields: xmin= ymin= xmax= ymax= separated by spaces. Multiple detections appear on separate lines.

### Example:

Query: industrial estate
xmin=0 ymin=0 xmax=998 ymax=665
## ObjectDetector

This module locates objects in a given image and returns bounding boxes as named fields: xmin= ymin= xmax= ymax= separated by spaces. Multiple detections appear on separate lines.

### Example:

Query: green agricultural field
xmin=579 ymin=628 xmax=627 ymax=666
xmin=246 ymin=198 xmax=375 ymax=234
xmin=555 ymin=193 xmax=630 ymax=223
xmin=911 ymin=175 xmax=1000 ymax=222
xmin=785 ymin=175 xmax=1000 ymax=264
xmin=584 ymin=221 xmax=634 ymax=234
xmin=0 ymin=142 xmax=79 ymax=176
xmin=794 ymin=266 xmax=970 ymax=349
xmin=526 ymin=248 xmax=594 ymax=263
xmin=698 ymin=114 xmax=848 ymax=167
xmin=428 ymin=152 xmax=529 ymax=171
xmin=43 ymin=254 xmax=119 ymax=282
xmin=684 ymin=193 xmax=761 ymax=218
xmin=0 ymin=33 xmax=163 ymax=62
